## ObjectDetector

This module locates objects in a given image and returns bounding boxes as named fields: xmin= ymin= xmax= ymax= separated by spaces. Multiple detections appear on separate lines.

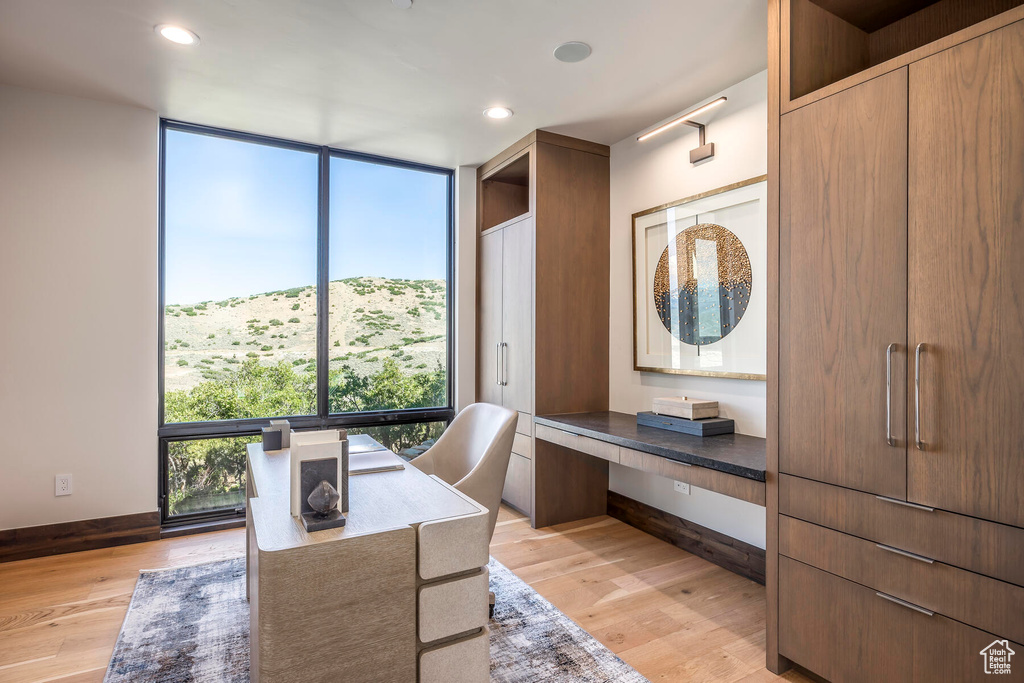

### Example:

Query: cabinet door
xmin=779 ymin=69 xmax=909 ymax=498
xmin=477 ymin=229 xmax=503 ymax=406
xmin=501 ymin=217 xmax=533 ymax=414
xmin=908 ymin=22 xmax=1024 ymax=528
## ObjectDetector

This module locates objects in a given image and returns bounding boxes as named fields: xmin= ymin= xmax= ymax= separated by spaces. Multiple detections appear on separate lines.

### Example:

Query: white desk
xmin=246 ymin=439 xmax=491 ymax=683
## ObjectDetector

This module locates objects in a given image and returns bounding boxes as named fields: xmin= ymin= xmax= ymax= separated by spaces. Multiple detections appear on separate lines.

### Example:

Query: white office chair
xmin=409 ymin=402 xmax=518 ymax=616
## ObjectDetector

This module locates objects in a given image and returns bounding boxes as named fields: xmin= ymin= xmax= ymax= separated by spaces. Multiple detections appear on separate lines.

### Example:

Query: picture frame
xmin=632 ymin=176 xmax=767 ymax=380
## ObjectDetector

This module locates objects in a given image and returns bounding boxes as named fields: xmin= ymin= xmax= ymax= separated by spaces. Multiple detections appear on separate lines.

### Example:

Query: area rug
xmin=105 ymin=557 xmax=647 ymax=682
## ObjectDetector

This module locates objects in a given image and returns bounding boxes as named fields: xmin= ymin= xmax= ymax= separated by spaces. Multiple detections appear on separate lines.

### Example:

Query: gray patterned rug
xmin=105 ymin=557 xmax=647 ymax=682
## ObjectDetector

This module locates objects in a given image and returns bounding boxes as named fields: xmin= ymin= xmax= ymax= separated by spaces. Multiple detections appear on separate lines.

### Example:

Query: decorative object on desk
xmin=301 ymin=480 xmax=345 ymax=532
xmin=261 ymin=426 xmax=282 ymax=452
xmin=269 ymin=419 xmax=291 ymax=448
xmin=633 ymin=176 xmax=767 ymax=379
xmin=637 ymin=411 xmax=734 ymax=437
xmin=290 ymin=429 xmax=349 ymax=516
xmin=652 ymin=395 xmax=718 ymax=420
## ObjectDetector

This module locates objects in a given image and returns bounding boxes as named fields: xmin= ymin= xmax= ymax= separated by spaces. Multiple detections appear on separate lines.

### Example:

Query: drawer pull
xmin=875 ymin=495 xmax=935 ymax=512
xmin=876 ymin=543 xmax=935 ymax=564
xmin=876 ymin=591 xmax=933 ymax=616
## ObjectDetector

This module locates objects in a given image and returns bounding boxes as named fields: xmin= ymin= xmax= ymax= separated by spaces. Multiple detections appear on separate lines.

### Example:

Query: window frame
xmin=157 ymin=119 xmax=455 ymax=527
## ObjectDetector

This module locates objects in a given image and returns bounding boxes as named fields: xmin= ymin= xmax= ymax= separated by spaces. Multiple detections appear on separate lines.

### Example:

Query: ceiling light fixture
xmin=637 ymin=96 xmax=727 ymax=163
xmin=155 ymin=24 xmax=200 ymax=45
xmin=483 ymin=107 xmax=514 ymax=120
xmin=553 ymin=41 xmax=592 ymax=63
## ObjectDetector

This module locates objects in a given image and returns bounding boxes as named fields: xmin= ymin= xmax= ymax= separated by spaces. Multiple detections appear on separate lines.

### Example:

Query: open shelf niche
xmin=479 ymin=151 xmax=530 ymax=232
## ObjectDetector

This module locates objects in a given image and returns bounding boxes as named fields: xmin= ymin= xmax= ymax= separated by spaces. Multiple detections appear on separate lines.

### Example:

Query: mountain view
xmin=163 ymin=276 xmax=447 ymax=516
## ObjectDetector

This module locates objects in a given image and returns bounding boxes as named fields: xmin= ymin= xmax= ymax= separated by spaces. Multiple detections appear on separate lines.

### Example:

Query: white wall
xmin=454 ymin=166 xmax=477 ymax=412
xmin=608 ymin=71 xmax=768 ymax=548
xmin=0 ymin=84 xmax=158 ymax=530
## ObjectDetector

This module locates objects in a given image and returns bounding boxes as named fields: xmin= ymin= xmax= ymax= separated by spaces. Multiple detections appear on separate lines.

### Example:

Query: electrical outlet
xmin=55 ymin=474 xmax=72 ymax=496
xmin=673 ymin=480 xmax=690 ymax=495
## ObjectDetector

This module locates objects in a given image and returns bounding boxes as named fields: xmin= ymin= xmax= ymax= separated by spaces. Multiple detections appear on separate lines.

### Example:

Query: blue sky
xmin=164 ymin=130 xmax=448 ymax=305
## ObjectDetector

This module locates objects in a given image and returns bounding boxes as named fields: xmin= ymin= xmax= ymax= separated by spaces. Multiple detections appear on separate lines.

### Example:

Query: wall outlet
xmin=55 ymin=474 xmax=72 ymax=496
xmin=673 ymin=480 xmax=690 ymax=495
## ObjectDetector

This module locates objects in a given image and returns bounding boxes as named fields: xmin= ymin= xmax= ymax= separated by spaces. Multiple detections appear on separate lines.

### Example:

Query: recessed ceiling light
xmin=155 ymin=24 xmax=199 ymax=46
xmin=483 ymin=107 xmax=514 ymax=120
xmin=553 ymin=41 xmax=591 ymax=63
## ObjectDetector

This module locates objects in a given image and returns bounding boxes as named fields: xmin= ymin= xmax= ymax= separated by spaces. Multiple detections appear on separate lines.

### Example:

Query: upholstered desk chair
xmin=409 ymin=402 xmax=518 ymax=615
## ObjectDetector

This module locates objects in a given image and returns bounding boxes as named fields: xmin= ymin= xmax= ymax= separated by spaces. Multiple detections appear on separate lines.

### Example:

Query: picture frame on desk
xmin=632 ymin=176 xmax=768 ymax=380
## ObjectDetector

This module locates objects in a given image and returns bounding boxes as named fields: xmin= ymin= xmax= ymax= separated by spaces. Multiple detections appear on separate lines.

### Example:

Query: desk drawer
xmin=535 ymin=424 xmax=578 ymax=450
xmin=419 ymin=626 xmax=489 ymax=683
xmin=620 ymin=447 xmax=765 ymax=507
xmin=576 ymin=435 xmax=619 ymax=463
xmin=418 ymin=483 xmax=489 ymax=581
xmin=780 ymin=475 xmax=1024 ymax=586
xmin=418 ymin=568 xmax=488 ymax=644
xmin=781 ymin=515 xmax=1024 ymax=644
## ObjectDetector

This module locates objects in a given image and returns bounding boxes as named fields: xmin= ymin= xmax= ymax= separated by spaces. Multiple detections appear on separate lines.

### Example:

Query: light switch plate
xmin=673 ymin=480 xmax=690 ymax=495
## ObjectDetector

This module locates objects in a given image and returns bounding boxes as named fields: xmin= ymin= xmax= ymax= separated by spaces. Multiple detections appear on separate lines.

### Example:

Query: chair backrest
xmin=427 ymin=402 xmax=517 ymax=538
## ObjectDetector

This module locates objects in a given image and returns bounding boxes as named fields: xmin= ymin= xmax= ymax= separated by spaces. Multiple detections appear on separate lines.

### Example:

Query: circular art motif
xmin=653 ymin=223 xmax=752 ymax=345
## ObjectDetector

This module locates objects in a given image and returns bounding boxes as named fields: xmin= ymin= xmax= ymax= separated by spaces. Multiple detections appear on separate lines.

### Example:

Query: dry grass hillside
xmin=164 ymin=277 xmax=446 ymax=392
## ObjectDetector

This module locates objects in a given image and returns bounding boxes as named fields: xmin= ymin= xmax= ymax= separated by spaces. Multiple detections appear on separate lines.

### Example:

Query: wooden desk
xmin=246 ymin=438 xmax=491 ymax=683
xmin=533 ymin=412 xmax=767 ymax=526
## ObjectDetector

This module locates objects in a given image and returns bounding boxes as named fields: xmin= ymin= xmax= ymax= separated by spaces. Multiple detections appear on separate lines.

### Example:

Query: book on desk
xmin=350 ymin=447 xmax=406 ymax=475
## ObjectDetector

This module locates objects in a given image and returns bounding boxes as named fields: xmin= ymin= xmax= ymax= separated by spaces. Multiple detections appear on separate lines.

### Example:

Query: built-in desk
xmin=532 ymin=412 xmax=766 ymax=527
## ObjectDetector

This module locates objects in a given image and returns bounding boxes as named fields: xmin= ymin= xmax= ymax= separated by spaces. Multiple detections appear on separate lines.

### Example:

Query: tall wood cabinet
xmin=476 ymin=131 xmax=610 ymax=527
xmin=769 ymin=2 xmax=1024 ymax=680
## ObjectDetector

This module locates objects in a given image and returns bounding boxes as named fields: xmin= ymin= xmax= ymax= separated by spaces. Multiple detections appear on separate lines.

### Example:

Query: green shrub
xmin=291 ymin=303 xmax=300 ymax=311
xmin=208 ymin=333 xmax=216 ymax=339
xmin=180 ymin=342 xmax=190 ymax=348
xmin=261 ymin=345 xmax=273 ymax=352
xmin=246 ymin=352 xmax=259 ymax=358
xmin=201 ymin=359 xmax=214 ymax=365
xmin=334 ymin=340 xmax=340 ymax=347
xmin=278 ymin=345 xmax=285 ymax=349
xmin=169 ymin=344 xmax=178 ymax=350
xmin=288 ymin=318 xmax=300 ymax=323
xmin=177 ymin=359 xmax=189 ymax=366
xmin=269 ymin=319 xmax=284 ymax=326
xmin=232 ymin=341 xmax=241 ymax=346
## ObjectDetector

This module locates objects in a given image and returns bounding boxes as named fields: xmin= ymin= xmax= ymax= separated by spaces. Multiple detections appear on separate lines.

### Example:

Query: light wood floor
xmin=0 ymin=508 xmax=810 ymax=682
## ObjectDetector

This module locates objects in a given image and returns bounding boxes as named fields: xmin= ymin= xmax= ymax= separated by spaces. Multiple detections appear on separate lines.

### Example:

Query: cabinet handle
xmin=886 ymin=343 xmax=897 ymax=446
xmin=875 ymin=543 xmax=934 ymax=564
xmin=875 ymin=495 xmax=935 ymax=512
xmin=914 ymin=342 xmax=925 ymax=450
xmin=501 ymin=342 xmax=508 ymax=386
xmin=496 ymin=342 xmax=502 ymax=386
xmin=876 ymin=591 xmax=934 ymax=616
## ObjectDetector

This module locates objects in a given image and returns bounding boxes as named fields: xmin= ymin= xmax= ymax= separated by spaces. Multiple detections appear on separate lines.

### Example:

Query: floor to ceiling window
xmin=159 ymin=121 xmax=454 ymax=525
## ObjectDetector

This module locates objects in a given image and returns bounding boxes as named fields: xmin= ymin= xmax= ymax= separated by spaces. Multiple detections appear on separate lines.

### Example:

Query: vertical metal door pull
xmin=886 ymin=343 xmax=897 ymax=446
xmin=915 ymin=343 xmax=925 ymax=450
xmin=501 ymin=342 xmax=508 ymax=386
xmin=496 ymin=342 xmax=502 ymax=386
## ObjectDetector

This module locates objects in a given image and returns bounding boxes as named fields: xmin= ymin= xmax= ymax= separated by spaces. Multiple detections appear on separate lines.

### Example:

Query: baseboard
xmin=607 ymin=490 xmax=766 ymax=585
xmin=0 ymin=511 xmax=161 ymax=563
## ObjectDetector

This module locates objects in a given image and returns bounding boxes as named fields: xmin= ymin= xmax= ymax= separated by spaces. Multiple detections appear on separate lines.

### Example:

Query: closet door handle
xmin=501 ymin=342 xmax=508 ymax=386
xmin=496 ymin=342 xmax=502 ymax=386
xmin=886 ymin=343 xmax=897 ymax=446
xmin=914 ymin=343 xmax=925 ymax=451
xmin=876 ymin=591 xmax=934 ymax=617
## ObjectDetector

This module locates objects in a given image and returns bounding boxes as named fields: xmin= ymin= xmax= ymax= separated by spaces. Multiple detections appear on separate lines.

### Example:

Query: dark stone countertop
xmin=534 ymin=411 xmax=766 ymax=482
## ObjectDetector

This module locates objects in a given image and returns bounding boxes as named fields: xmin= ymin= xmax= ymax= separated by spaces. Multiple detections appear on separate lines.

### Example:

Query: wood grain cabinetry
xmin=907 ymin=20 xmax=1024 ymax=528
xmin=476 ymin=131 xmax=609 ymax=526
xmin=769 ymin=2 xmax=1024 ymax=678
xmin=779 ymin=68 xmax=908 ymax=498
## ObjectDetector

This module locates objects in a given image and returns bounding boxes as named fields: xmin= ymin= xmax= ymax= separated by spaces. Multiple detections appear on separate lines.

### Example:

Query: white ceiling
xmin=0 ymin=0 xmax=767 ymax=168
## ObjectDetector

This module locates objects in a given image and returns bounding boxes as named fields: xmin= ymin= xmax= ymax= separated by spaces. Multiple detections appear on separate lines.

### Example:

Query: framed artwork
xmin=632 ymin=176 xmax=767 ymax=380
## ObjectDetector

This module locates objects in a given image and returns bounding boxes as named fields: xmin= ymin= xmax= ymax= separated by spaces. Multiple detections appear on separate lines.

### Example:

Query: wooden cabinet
xmin=769 ymin=3 xmax=1024 ymax=678
xmin=907 ymin=20 xmax=1024 ymax=529
xmin=779 ymin=69 xmax=908 ymax=499
xmin=476 ymin=131 xmax=609 ymax=526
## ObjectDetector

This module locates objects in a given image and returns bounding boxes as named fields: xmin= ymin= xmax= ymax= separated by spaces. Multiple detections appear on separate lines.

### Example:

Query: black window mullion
xmin=316 ymin=146 xmax=330 ymax=423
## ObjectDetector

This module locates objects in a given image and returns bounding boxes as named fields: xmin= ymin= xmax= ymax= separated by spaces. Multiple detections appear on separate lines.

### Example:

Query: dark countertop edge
xmin=534 ymin=414 xmax=767 ymax=483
